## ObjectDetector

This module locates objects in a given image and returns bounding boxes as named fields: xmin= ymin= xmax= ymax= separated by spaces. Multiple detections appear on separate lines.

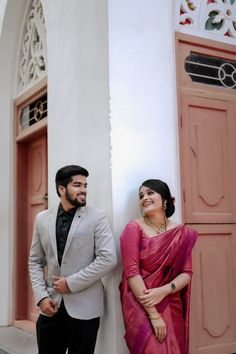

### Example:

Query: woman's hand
xmin=150 ymin=316 xmax=167 ymax=343
xmin=139 ymin=286 xmax=168 ymax=307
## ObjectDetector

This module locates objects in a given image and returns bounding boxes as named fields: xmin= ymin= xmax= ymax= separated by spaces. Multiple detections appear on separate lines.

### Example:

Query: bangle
xmin=169 ymin=281 xmax=176 ymax=293
xmin=149 ymin=313 xmax=161 ymax=320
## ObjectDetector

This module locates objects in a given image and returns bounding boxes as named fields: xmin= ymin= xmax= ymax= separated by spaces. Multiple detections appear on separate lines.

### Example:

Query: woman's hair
xmin=140 ymin=179 xmax=175 ymax=218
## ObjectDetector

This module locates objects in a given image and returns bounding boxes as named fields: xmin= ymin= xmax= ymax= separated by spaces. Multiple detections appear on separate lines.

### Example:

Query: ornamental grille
xmin=17 ymin=0 xmax=47 ymax=93
xmin=20 ymin=94 xmax=47 ymax=129
xmin=185 ymin=53 xmax=236 ymax=89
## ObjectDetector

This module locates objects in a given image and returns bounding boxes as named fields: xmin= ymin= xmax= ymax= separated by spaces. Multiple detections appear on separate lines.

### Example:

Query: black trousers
xmin=36 ymin=301 xmax=100 ymax=354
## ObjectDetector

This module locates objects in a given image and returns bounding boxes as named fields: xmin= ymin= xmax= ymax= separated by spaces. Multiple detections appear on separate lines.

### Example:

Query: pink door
xmin=176 ymin=33 xmax=236 ymax=353
xmin=190 ymin=224 xmax=236 ymax=354
xmin=180 ymin=94 xmax=236 ymax=353
xmin=14 ymin=79 xmax=47 ymax=329
xmin=181 ymin=94 xmax=236 ymax=224
xmin=27 ymin=134 xmax=47 ymax=322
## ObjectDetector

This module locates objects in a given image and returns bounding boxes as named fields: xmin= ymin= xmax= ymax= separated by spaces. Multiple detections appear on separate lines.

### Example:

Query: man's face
xmin=63 ymin=174 xmax=87 ymax=208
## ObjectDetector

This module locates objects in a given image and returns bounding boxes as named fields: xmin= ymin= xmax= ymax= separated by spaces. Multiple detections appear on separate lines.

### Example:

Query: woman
xmin=120 ymin=179 xmax=198 ymax=354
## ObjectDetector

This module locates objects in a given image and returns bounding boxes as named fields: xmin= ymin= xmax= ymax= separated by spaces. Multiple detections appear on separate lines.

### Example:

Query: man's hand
xmin=39 ymin=297 xmax=58 ymax=316
xmin=52 ymin=276 xmax=71 ymax=294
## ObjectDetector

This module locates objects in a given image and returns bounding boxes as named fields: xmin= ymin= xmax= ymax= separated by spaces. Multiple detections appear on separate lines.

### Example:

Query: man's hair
xmin=55 ymin=165 xmax=89 ymax=197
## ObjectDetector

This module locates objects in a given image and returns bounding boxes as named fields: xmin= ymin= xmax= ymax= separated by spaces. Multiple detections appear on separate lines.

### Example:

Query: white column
xmin=42 ymin=1 xmax=117 ymax=353
xmin=0 ymin=0 xmax=7 ymax=34
xmin=108 ymin=1 xmax=180 ymax=352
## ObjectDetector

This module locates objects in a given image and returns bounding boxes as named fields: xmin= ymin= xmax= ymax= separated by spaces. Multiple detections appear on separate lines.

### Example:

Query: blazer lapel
xmin=48 ymin=206 xmax=59 ymax=262
xmin=63 ymin=207 xmax=85 ymax=256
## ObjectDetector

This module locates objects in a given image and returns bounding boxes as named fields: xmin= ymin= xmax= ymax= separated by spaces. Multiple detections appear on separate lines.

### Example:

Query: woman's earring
xmin=163 ymin=200 xmax=167 ymax=210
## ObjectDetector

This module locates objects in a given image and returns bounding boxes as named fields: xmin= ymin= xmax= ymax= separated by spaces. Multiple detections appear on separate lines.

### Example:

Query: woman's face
xmin=139 ymin=186 xmax=163 ymax=215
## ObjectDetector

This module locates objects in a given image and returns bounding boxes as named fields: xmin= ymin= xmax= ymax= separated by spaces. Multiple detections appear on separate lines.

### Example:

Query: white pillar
xmin=108 ymin=2 xmax=180 ymax=352
xmin=42 ymin=1 xmax=117 ymax=353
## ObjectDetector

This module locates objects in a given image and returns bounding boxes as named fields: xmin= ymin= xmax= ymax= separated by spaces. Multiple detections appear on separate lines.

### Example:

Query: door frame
xmin=13 ymin=77 xmax=47 ymax=332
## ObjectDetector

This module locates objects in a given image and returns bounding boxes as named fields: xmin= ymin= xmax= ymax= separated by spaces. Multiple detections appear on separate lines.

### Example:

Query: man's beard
xmin=65 ymin=189 xmax=86 ymax=207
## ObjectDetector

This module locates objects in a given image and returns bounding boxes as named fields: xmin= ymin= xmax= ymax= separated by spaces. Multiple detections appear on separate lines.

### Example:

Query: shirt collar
xmin=57 ymin=203 xmax=78 ymax=217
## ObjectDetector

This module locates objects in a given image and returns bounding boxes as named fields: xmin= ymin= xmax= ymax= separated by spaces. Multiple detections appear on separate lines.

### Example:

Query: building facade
xmin=0 ymin=1 xmax=236 ymax=353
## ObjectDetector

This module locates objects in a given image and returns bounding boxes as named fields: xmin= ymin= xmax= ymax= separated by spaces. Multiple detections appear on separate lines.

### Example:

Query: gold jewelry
xmin=149 ymin=313 xmax=161 ymax=320
xmin=143 ymin=216 xmax=168 ymax=234
xmin=162 ymin=200 xmax=167 ymax=210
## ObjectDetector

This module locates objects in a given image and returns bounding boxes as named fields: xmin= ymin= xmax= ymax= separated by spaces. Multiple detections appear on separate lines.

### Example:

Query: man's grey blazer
xmin=28 ymin=205 xmax=117 ymax=319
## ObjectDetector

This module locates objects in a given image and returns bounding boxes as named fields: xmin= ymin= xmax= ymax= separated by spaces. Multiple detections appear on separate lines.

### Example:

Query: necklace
xmin=143 ymin=216 xmax=168 ymax=234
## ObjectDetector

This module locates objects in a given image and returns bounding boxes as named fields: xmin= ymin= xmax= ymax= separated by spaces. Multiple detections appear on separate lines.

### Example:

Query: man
xmin=29 ymin=165 xmax=117 ymax=354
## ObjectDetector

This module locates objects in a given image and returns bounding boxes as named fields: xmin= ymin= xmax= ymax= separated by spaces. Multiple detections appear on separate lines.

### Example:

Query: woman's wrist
xmin=169 ymin=281 xmax=176 ymax=293
xmin=148 ymin=312 xmax=161 ymax=320
xmin=162 ymin=282 xmax=177 ymax=295
xmin=146 ymin=307 xmax=161 ymax=319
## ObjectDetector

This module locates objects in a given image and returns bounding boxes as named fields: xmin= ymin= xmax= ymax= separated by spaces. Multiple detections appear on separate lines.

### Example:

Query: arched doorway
xmin=13 ymin=0 xmax=47 ymax=332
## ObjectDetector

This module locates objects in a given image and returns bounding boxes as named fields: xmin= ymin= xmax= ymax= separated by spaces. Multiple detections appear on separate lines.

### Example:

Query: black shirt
xmin=56 ymin=204 xmax=77 ymax=266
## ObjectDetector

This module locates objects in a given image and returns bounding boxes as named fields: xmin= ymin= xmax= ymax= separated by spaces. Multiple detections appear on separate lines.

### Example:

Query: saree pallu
xmin=120 ymin=222 xmax=198 ymax=354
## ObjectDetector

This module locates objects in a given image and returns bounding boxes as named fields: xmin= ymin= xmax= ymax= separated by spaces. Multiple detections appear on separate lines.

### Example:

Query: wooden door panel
xmin=27 ymin=135 xmax=47 ymax=322
xmin=190 ymin=224 xmax=236 ymax=354
xmin=181 ymin=95 xmax=236 ymax=223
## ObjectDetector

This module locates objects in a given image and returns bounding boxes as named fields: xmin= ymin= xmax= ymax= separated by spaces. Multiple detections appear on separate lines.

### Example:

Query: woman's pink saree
xmin=120 ymin=221 xmax=198 ymax=354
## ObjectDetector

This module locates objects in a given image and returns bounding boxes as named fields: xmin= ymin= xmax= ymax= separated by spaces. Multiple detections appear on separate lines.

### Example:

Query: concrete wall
xmin=108 ymin=1 xmax=180 ymax=352
xmin=0 ymin=0 xmax=7 ymax=34
xmin=42 ymin=1 xmax=116 ymax=353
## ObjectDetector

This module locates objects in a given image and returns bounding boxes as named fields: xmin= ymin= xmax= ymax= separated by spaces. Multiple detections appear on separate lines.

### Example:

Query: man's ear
xmin=58 ymin=185 xmax=65 ymax=196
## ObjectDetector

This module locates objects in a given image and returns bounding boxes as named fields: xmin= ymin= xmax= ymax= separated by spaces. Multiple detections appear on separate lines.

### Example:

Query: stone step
xmin=0 ymin=326 xmax=37 ymax=354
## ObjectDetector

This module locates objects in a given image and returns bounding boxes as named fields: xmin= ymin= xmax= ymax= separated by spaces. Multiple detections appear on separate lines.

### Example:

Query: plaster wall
xmin=0 ymin=0 xmax=7 ymax=34
xmin=42 ymin=0 xmax=112 ymax=212
xmin=41 ymin=1 xmax=116 ymax=353
xmin=108 ymin=1 xmax=180 ymax=352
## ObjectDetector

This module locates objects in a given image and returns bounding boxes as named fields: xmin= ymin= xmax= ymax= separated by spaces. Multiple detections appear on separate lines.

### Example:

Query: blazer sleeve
xmin=28 ymin=215 xmax=49 ymax=304
xmin=66 ymin=211 xmax=117 ymax=293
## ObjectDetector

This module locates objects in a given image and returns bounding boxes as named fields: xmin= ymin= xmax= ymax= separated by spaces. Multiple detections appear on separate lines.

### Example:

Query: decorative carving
xmin=204 ymin=0 xmax=236 ymax=37
xmin=177 ymin=0 xmax=236 ymax=40
xmin=179 ymin=0 xmax=201 ymax=27
xmin=18 ymin=0 xmax=47 ymax=93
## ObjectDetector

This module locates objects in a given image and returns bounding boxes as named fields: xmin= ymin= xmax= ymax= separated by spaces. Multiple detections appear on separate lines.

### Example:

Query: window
xmin=20 ymin=93 xmax=47 ymax=129
xmin=185 ymin=53 xmax=236 ymax=89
